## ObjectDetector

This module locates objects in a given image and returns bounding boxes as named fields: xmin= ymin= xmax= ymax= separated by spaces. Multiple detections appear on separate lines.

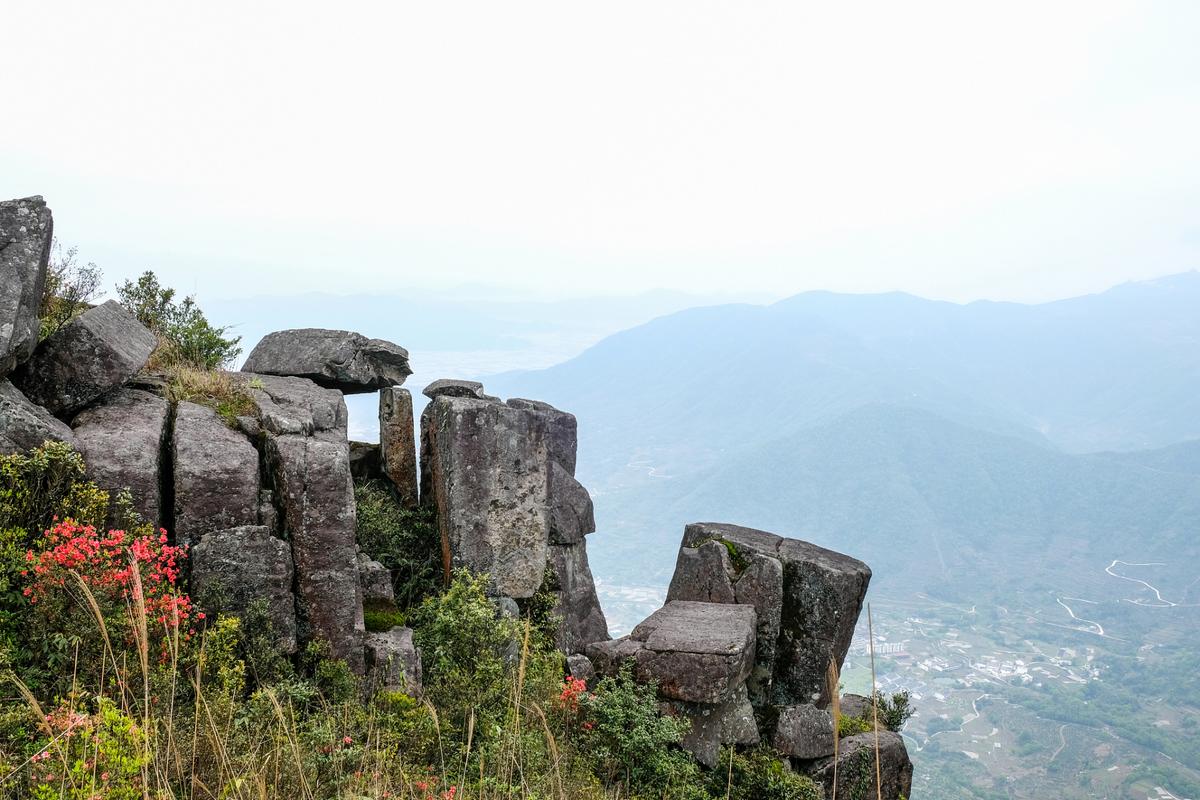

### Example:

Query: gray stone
xmin=242 ymin=329 xmax=411 ymax=394
xmin=379 ymin=387 xmax=418 ymax=509
xmin=71 ymin=389 xmax=169 ymax=526
xmin=806 ymin=731 xmax=913 ymax=800
xmin=422 ymin=378 xmax=490 ymax=400
xmin=548 ymin=461 xmax=595 ymax=545
xmin=0 ymin=379 xmax=74 ymax=455
xmin=12 ymin=300 xmax=156 ymax=417
xmin=839 ymin=693 xmax=873 ymax=721
xmin=420 ymin=396 xmax=550 ymax=598
xmin=349 ymin=441 xmax=384 ymax=482
xmin=0 ymin=196 xmax=52 ymax=376
xmin=364 ymin=627 xmax=422 ymax=695
xmin=772 ymin=704 xmax=835 ymax=759
xmin=548 ymin=543 xmax=609 ymax=654
xmin=678 ymin=522 xmax=870 ymax=707
xmin=506 ymin=398 xmax=578 ymax=475
xmin=357 ymin=553 xmax=394 ymax=604
xmin=588 ymin=601 xmax=756 ymax=705
xmin=252 ymin=375 xmax=364 ymax=670
xmin=191 ymin=526 xmax=297 ymax=653
xmin=669 ymin=684 xmax=759 ymax=768
xmin=566 ymin=654 xmax=596 ymax=685
xmin=666 ymin=539 xmax=736 ymax=604
xmin=491 ymin=596 xmax=521 ymax=618
xmin=173 ymin=401 xmax=260 ymax=548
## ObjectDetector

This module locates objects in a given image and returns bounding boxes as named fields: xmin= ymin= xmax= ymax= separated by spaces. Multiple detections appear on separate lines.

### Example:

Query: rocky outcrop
xmin=191 ymin=526 xmax=298 ymax=653
xmin=548 ymin=462 xmax=594 ymax=545
xmin=249 ymin=374 xmax=364 ymax=670
xmin=0 ymin=196 xmax=52 ymax=376
xmin=548 ymin=543 xmax=609 ymax=654
xmin=378 ymin=387 xmax=418 ymax=508
xmin=772 ymin=704 xmax=835 ymax=759
xmin=242 ymin=329 xmax=411 ymax=393
xmin=173 ymin=401 xmax=260 ymax=548
xmin=806 ymin=730 xmax=913 ymax=800
xmin=421 ymin=395 xmax=551 ymax=598
xmin=0 ymin=379 xmax=74 ymax=455
xmin=71 ymin=388 xmax=169 ymax=525
xmin=13 ymin=300 xmax=156 ymax=418
xmin=506 ymin=398 xmax=578 ymax=476
xmin=364 ymin=627 xmax=422 ymax=695
xmin=669 ymin=684 xmax=759 ymax=768
xmin=667 ymin=522 xmax=870 ymax=708
xmin=349 ymin=441 xmax=384 ymax=482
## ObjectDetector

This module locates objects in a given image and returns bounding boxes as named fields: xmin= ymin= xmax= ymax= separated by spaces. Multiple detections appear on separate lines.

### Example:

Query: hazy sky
xmin=3 ymin=1 xmax=1198 ymax=303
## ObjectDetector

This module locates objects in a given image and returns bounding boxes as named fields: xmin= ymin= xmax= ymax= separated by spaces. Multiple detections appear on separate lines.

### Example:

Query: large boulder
xmin=0 ymin=379 xmax=74 ymax=455
xmin=12 ymin=300 xmax=156 ymax=417
xmin=668 ymin=522 xmax=870 ymax=707
xmin=506 ymin=398 xmax=578 ymax=475
xmin=364 ymin=627 xmax=422 ymax=695
xmin=191 ymin=526 xmax=298 ymax=653
xmin=357 ymin=553 xmax=395 ymax=604
xmin=772 ymin=704 xmax=835 ymax=759
xmin=587 ymin=601 xmax=756 ymax=705
xmin=669 ymin=684 xmax=759 ymax=768
xmin=378 ymin=387 xmax=418 ymax=508
xmin=173 ymin=401 xmax=260 ymax=548
xmin=806 ymin=731 xmax=913 ymax=800
xmin=243 ymin=329 xmax=411 ymax=394
xmin=71 ymin=389 xmax=169 ymax=525
xmin=0 ymin=196 xmax=52 ymax=376
xmin=548 ymin=543 xmax=609 ymax=654
xmin=420 ymin=395 xmax=550 ymax=598
xmin=249 ymin=374 xmax=364 ymax=670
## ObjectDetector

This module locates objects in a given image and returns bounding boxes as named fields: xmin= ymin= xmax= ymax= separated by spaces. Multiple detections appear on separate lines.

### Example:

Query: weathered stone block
xmin=805 ymin=730 xmax=913 ymax=800
xmin=71 ymin=389 xmax=169 ymax=526
xmin=379 ymin=386 xmax=418 ymax=508
xmin=548 ymin=542 xmax=609 ymax=654
xmin=191 ymin=525 xmax=297 ymax=653
xmin=364 ymin=627 xmax=422 ymax=695
xmin=0 ymin=379 xmax=73 ymax=455
xmin=548 ymin=461 xmax=595 ymax=545
xmin=173 ymin=401 xmax=260 ymax=547
xmin=772 ymin=704 xmax=835 ymax=759
xmin=0 ymin=196 xmax=52 ymax=376
xmin=243 ymin=329 xmax=411 ymax=393
xmin=358 ymin=553 xmax=394 ymax=604
xmin=668 ymin=684 xmax=759 ymax=768
xmin=13 ymin=300 xmax=156 ymax=417
xmin=506 ymin=398 xmax=578 ymax=475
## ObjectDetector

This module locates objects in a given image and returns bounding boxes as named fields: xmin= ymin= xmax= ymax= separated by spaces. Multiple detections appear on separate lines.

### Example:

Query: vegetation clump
xmin=116 ymin=270 xmax=242 ymax=370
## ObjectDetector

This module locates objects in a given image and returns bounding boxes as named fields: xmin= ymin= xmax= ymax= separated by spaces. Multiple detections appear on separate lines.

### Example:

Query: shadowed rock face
xmin=379 ymin=387 xmax=418 ymax=509
xmin=71 ymin=389 xmax=169 ymax=526
xmin=421 ymin=395 xmax=551 ymax=598
xmin=13 ymin=300 xmax=156 ymax=418
xmin=670 ymin=522 xmax=871 ymax=708
xmin=549 ymin=543 xmax=609 ymax=653
xmin=243 ymin=329 xmax=411 ymax=394
xmin=806 ymin=730 xmax=913 ymax=800
xmin=0 ymin=379 xmax=74 ymax=455
xmin=0 ymin=196 xmax=52 ymax=376
xmin=173 ymin=401 xmax=260 ymax=548
xmin=548 ymin=461 xmax=594 ymax=545
xmin=248 ymin=374 xmax=364 ymax=670
xmin=191 ymin=526 xmax=297 ymax=653
xmin=506 ymin=398 xmax=578 ymax=476
xmin=669 ymin=684 xmax=759 ymax=769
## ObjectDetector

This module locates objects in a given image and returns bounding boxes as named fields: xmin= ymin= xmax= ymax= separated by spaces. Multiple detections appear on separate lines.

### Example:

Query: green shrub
xmin=838 ymin=713 xmax=873 ymax=737
xmin=712 ymin=746 xmax=822 ymax=800
xmin=302 ymin=640 xmax=358 ymax=704
xmin=577 ymin=661 xmax=698 ymax=792
xmin=354 ymin=481 xmax=440 ymax=609
xmin=38 ymin=241 xmax=103 ymax=340
xmin=116 ymin=270 xmax=241 ymax=369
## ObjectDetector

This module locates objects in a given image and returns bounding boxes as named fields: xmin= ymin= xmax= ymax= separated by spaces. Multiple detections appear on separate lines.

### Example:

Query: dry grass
xmin=164 ymin=366 xmax=258 ymax=426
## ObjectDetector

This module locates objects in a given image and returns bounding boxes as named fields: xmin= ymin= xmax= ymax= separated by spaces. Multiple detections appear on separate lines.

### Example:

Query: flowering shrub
xmin=557 ymin=675 xmax=588 ymax=714
xmin=28 ymin=696 xmax=148 ymax=800
xmin=23 ymin=519 xmax=198 ymax=658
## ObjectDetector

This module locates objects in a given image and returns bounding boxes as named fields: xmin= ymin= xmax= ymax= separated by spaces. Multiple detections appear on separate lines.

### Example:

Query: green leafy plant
xmin=116 ymin=270 xmax=241 ymax=369
xmin=38 ymin=241 xmax=104 ymax=340
xmin=712 ymin=746 xmax=821 ymax=800
xmin=354 ymin=481 xmax=440 ymax=609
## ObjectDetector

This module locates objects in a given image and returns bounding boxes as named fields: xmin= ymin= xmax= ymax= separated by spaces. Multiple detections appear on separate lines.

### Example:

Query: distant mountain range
xmin=486 ymin=271 xmax=1200 ymax=626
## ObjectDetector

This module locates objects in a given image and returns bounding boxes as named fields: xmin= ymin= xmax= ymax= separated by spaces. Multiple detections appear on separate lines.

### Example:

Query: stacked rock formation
xmin=1 ymin=194 xmax=912 ymax=796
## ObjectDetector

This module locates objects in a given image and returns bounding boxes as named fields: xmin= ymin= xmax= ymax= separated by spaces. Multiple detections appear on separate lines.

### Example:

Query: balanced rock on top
xmin=243 ymin=329 xmax=411 ymax=394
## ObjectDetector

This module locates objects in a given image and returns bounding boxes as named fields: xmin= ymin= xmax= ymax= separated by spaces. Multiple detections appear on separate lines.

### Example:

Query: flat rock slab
xmin=244 ymin=373 xmax=347 ymax=435
xmin=422 ymin=378 xmax=490 ymax=400
xmin=173 ymin=401 xmax=260 ymax=548
xmin=806 ymin=730 xmax=913 ymax=800
xmin=420 ymin=395 xmax=550 ymax=598
xmin=589 ymin=601 xmax=756 ymax=704
xmin=0 ymin=379 xmax=74 ymax=455
xmin=13 ymin=300 xmax=156 ymax=417
xmin=0 ymin=196 xmax=52 ymax=375
xmin=191 ymin=525 xmax=298 ymax=653
xmin=243 ymin=329 xmax=411 ymax=394
xmin=71 ymin=388 xmax=169 ymax=526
